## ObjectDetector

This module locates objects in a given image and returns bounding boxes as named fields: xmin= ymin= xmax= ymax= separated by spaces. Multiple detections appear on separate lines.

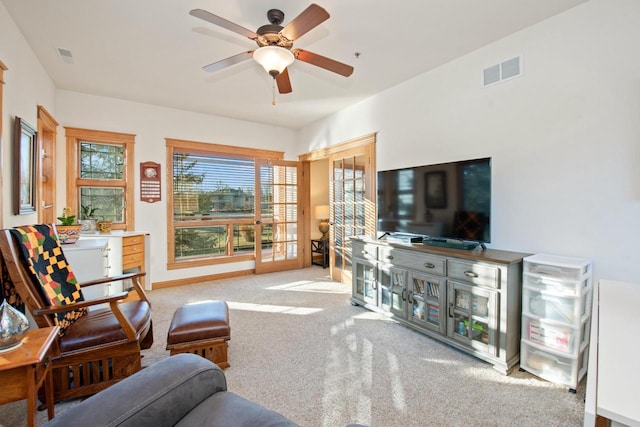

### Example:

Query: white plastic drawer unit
xmin=523 ymin=254 xmax=591 ymax=281
xmin=523 ymin=287 xmax=592 ymax=325
xmin=381 ymin=247 xmax=446 ymax=276
xmin=448 ymin=260 xmax=500 ymax=289
xmin=520 ymin=340 xmax=588 ymax=388
xmin=523 ymin=273 xmax=591 ymax=297
xmin=522 ymin=313 xmax=589 ymax=355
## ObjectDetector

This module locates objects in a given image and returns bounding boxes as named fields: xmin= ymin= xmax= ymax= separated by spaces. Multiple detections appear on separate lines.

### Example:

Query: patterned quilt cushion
xmin=11 ymin=224 xmax=86 ymax=335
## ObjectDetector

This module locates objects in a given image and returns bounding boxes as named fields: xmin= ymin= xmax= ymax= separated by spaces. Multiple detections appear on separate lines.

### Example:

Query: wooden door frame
xmin=298 ymin=133 xmax=376 ymax=280
xmin=0 ymin=61 xmax=7 ymax=228
xmin=37 ymin=106 xmax=59 ymax=223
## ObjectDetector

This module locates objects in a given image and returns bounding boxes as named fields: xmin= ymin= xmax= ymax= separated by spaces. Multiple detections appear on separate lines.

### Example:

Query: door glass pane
xmin=389 ymin=270 xmax=405 ymax=312
xmin=381 ymin=287 xmax=391 ymax=308
xmin=355 ymin=180 xmax=365 ymax=202
xmin=344 ymin=156 xmax=354 ymax=179
xmin=455 ymin=288 xmax=471 ymax=311
xmin=426 ymin=302 xmax=440 ymax=325
xmin=472 ymin=294 xmax=490 ymax=317
xmin=335 ymin=247 xmax=343 ymax=269
xmin=472 ymin=319 xmax=489 ymax=344
xmin=356 ymin=204 xmax=365 ymax=227
xmin=262 ymin=224 xmax=273 ymax=248
xmin=413 ymin=298 xmax=425 ymax=321
xmin=333 ymin=160 xmax=343 ymax=180
xmin=345 ymin=180 xmax=354 ymax=204
xmin=286 ymin=205 xmax=297 ymax=221
xmin=454 ymin=313 xmax=469 ymax=337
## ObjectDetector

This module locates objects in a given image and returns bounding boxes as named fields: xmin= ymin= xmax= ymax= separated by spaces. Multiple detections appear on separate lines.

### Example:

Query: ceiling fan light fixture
xmin=253 ymin=46 xmax=294 ymax=78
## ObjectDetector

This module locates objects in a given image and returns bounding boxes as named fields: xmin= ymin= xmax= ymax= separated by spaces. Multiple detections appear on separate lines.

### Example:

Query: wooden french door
xmin=254 ymin=159 xmax=303 ymax=274
xmin=328 ymin=140 xmax=376 ymax=284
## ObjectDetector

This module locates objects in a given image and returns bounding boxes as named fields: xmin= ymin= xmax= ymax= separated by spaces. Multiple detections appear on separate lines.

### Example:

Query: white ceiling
xmin=2 ymin=0 xmax=587 ymax=129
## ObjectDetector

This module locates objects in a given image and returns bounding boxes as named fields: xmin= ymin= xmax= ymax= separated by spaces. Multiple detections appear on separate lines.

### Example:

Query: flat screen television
xmin=377 ymin=157 xmax=491 ymax=243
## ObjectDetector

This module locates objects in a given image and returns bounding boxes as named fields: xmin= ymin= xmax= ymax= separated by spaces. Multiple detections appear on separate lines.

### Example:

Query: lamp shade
xmin=253 ymin=46 xmax=295 ymax=78
xmin=315 ymin=205 xmax=330 ymax=219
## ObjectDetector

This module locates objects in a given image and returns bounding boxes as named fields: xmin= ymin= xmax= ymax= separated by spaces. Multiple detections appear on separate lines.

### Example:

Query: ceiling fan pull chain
xmin=272 ymin=78 xmax=276 ymax=106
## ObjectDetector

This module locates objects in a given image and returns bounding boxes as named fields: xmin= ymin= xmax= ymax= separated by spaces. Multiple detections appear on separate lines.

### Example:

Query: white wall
xmin=298 ymin=0 xmax=640 ymax=283
xmin=0 ymin=0 xmax=57 ymax=227
xmin=54 ymin=91 xmax=298 ymax=283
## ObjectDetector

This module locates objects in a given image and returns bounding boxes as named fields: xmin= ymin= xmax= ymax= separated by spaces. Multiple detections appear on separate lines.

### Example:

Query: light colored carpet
xmin=1 ymin=267 xmax=586 ymax=427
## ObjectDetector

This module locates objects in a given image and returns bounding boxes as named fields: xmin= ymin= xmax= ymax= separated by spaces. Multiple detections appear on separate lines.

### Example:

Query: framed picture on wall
xmin=13 ymin=117 xmax=37 ymax=215
xmin=424 ymin=171 xmax=447 ymax=209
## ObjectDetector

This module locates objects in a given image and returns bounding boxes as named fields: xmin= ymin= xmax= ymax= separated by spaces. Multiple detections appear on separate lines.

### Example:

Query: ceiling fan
xmin=189 ymin=4 xmax=354 ymax=95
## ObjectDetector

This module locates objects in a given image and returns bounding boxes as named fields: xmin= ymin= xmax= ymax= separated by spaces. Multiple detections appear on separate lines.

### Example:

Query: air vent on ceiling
xmin=56 ymin=47 xmax=74 ymax=64
xmin=482 ymin=55 xmax=521 ymax=87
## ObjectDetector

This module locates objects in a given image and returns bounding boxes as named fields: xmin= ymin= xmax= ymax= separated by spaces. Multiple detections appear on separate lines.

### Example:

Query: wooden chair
xmin=0 ymin=228 xmax=153 ymax=404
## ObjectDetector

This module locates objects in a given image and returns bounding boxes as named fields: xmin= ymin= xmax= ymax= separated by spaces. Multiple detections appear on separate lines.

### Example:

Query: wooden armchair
xmin=0 ymin=226 xmax=153 ymax=404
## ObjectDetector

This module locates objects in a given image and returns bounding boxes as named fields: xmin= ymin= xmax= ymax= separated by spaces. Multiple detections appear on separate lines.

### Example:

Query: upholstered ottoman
xmin=166 ymin=301 xmax=230 ymax=369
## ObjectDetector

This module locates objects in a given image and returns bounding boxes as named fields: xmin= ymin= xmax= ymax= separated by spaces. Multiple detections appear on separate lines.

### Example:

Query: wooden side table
xmin=0 ymin=326 xmax=60 ymax=427
xmin=311 ymin=239 xmax=329 ymax=268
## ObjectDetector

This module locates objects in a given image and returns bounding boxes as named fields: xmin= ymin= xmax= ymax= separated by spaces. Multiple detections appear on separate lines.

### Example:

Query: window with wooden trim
xmin=166 ymin=138 xmax=284 ymax=269
xmin=65 ymin=127 xmax=135 ymax=230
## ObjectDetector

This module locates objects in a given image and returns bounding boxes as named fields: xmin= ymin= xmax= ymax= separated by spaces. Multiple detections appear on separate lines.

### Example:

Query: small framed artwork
xmin=424 ymin=171 xmax=447 ymax=209
xmin=13 ymin=117 xmax=37 ymax=215
xmin=140 ymin=161 xmax=161 ymax=203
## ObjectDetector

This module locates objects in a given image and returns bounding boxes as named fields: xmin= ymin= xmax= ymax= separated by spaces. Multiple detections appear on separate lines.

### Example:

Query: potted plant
xmin=56 ymin=207 xmax=82 ymax=244
xmin=79 ymin=205 xmax=99 ymax=232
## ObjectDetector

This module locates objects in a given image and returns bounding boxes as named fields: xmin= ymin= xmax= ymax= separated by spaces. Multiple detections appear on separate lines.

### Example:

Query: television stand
xmin=350 ymin=236 xmax=529 ymax=374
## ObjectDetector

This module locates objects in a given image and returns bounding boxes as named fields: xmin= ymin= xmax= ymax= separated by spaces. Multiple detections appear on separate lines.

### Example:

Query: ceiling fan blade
xmin=293 ymin=49 xmax=354 ymax=77
xmin=202 ymin=51 xmax=254 ymax=73
xmin=276 ymin=68 xmax=293 ymax=94
xmin=280 ymin=4 xmax=329 ymax=41
xmin=190 ymin=9 xmax=258 ymax=40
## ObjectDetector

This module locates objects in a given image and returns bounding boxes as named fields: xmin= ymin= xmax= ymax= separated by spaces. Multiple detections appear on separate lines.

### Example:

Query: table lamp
xmin=315 ymin=205 xmax=330 ymax=240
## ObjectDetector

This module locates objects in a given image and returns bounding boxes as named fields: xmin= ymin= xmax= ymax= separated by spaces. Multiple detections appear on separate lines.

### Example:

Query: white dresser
xmin=61 ymin=238 xmax=110 ymax=300
xmin=79 ymin=231 xmax=151 ymax=290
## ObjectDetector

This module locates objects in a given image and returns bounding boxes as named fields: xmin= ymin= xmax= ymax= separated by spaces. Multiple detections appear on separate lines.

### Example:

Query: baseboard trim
xmin=152 ymin=269 xmax=254 ymax=289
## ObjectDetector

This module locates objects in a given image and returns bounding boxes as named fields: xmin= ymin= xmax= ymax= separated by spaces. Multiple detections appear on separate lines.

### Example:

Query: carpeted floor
xmin=1 ymin=267 xmax=586 ymax=426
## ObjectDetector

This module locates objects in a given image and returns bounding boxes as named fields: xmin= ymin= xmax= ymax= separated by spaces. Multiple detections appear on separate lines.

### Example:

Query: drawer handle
xmin=386 ymin=255 xmax=394 ymax=260
xmin=464 ymin=270 xmax=478 ymax=278
xmin=424 ymin=262 xmax=435 ymax=269
xmin=362 ymin=250 xmax=368 ymax=255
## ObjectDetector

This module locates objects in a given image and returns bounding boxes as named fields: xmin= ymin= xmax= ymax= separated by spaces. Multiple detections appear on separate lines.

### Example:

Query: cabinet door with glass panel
xmin=352 ymin=257 xmax=377 ymax=306
xmin=447 ymin=281 xmax=498 ymax=355
xmin=408 ymin=271 xmax=446 ymax=334
xmin=380 ymin=263 xmax=406 ymax=316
